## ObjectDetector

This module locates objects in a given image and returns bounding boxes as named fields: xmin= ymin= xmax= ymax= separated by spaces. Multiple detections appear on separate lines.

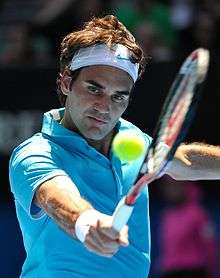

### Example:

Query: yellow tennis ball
xmin=112 ymin=131 xmax=146 ymax=161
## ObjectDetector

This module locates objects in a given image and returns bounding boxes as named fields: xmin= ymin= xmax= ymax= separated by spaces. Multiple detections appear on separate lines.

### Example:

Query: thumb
xmin=118 ymin=226 xmax=129 ymax=246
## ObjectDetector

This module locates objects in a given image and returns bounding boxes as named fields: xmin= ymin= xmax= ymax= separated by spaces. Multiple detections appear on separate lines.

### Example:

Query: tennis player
xmin=9 ymin=15 xmax=220 ymax=278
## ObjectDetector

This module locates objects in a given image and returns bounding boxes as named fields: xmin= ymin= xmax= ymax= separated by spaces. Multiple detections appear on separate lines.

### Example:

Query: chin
xmin=83 ymin=129 xmax=110 ymax=141
xmin=85 ymin=133 xmax=106 ymax=141
xmin=79 ymin=124 xmax=114 ymax=141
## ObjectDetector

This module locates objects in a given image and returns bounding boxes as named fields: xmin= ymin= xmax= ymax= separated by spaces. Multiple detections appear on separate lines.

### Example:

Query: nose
xmin=93 ymin=95 xmax=111 ymax=113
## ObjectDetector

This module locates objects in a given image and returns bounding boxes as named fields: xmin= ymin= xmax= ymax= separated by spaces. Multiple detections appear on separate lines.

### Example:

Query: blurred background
xmin=0 ymin=0 xmax=219 ymax=277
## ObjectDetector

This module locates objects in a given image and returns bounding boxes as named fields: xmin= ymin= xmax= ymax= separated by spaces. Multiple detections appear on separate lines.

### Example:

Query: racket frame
xmin=112 ymin=48 xmax=210 ymax=231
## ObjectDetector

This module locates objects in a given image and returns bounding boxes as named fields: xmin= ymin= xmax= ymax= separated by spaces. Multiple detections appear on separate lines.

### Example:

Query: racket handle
xmin=112 ymin=197 xmax=134 ymax=232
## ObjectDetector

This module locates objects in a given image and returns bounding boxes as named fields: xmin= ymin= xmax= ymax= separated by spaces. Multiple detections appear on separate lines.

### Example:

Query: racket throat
xmin=112 ymin=197 xmax=134 ymax=231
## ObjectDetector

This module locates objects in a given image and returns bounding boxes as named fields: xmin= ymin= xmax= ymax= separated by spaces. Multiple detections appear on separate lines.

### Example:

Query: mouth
xmin=87 ymin=116 xmax=109 ymax=125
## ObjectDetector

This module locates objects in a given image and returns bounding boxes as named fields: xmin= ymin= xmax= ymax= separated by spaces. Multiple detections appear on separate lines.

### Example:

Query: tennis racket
xmin=112 ymin=48 xmax=210 ymax=231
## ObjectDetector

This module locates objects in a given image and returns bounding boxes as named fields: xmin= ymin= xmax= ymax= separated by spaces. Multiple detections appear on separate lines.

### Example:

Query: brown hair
xmin=57 ymin=15 xmax=146 ymax=106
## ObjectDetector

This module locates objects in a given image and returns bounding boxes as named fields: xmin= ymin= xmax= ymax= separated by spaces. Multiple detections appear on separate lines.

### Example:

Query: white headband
xmin=69 ymin=44 xmax=139 ymax=82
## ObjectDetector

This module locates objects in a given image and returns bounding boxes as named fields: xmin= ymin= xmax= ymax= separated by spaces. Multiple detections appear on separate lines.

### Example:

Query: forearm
xmin=167 ymin=143 xmax=220 ymax=180
xmin=34 ymin=175 xmax=93 ymax=237
xmin=34 ymin=175 xmax=129 ymax=257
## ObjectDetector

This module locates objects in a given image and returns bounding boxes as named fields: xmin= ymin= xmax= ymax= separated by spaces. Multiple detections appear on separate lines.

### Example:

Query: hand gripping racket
xmin=112 ymin=48 xmax=210 ymax=231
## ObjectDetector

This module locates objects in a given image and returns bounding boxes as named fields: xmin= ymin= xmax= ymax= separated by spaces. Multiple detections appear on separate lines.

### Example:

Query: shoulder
xmin=9 ymin=133 xmax=60 ymax=165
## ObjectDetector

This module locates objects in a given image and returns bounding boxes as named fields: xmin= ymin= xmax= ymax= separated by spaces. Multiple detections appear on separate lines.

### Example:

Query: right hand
xmin=83 ymin=213 xmax=129 ymax=257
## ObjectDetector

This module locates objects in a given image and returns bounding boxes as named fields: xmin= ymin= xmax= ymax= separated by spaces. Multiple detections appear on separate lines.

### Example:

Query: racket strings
xmin=127 ymin=49 xmax=209 ymax=203
xmin=150 ymin=68 xmax=198 ymax=173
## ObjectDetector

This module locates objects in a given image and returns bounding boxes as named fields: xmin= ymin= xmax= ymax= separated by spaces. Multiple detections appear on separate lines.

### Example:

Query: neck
xmin=87 ymin=130 xmax=115 ymax=157
xmin=60 ymin=116 xmax=115 ymax=157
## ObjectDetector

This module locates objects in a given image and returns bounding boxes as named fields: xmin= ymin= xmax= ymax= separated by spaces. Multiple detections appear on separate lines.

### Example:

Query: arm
xmin=9 ymin=140 xmax=128 ymax=257
xmin=34 ymin=175 xmax=128 ymax=257
xmin=166 ymin=143 xmax=220 ymax=180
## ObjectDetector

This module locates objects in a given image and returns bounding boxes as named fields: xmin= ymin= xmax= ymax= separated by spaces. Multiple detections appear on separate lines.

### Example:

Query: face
xmin=61 ymin=65 xmax=133 ymax=141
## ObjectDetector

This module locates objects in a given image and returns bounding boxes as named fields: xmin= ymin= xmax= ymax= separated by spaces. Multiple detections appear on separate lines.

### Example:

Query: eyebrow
xmin=85 ymin=80 xmax=130 ymax=95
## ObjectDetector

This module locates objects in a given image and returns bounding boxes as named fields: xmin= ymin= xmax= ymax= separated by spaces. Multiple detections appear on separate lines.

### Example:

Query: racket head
xmin=112 ymin=48 xmax=210 ymax=226
xmin=143 ymin=48 xmax=210 ymax=177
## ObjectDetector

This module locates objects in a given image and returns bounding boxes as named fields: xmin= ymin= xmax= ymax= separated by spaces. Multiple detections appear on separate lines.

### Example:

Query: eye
xmin=112 ymin=94 xmax=129 ymax=103
xmin=87 ymin=85 xmax=101 ymax=95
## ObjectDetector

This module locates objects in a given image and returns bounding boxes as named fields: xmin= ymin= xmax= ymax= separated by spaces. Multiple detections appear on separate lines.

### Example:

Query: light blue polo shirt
xmin=9 ymin=108 xmax=152 ymax=278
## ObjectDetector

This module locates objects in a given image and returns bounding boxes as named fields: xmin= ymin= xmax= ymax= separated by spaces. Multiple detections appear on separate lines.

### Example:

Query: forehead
xmin=77 ymin=65 xmax=134 ymax=90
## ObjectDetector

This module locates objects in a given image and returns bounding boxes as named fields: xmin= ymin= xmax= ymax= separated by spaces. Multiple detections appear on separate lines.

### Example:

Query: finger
xmin=118 ymin=237 xmax=129 ymax=247
xmin=88 ymin=225 xmax=119 ymax=251
xmin=85 ymin=236 xmax=118 ymax=257
xmin=97 ymin=220 xmax=119 ymax=240
xmin=118 ymin=226 xmax=129 ymax=246
xmin=97 ymin=220 xmax=129 ymax=247
xmin=181 ymin=155 xmax=192 ymax=166
xmin=176 ymin=152 xmax=192 ymax=166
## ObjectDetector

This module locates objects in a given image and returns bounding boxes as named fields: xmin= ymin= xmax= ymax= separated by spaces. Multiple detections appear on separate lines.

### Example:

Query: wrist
xmin=75 ymin=209 xmax=102 ymax=242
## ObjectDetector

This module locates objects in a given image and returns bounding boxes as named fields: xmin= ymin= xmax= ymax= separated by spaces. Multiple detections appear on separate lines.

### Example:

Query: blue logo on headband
xmin=116 ymin=53 xmax=130 ymax=61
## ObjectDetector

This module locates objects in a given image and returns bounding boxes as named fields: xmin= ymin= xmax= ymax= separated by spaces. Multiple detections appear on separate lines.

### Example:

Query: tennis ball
xmin=112 ymin=131 xmax=146 ymax=161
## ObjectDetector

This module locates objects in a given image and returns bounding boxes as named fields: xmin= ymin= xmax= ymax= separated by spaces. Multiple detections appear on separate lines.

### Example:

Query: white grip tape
xmin=75 ymin=209 xmax=102 ymax=242
xmin=112 ymin=197 xmax=134 ymax=232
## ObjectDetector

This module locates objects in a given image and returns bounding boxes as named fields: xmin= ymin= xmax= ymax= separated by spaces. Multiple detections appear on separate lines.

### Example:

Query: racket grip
xmin=112 ymin=197 xmax=134 ymax=232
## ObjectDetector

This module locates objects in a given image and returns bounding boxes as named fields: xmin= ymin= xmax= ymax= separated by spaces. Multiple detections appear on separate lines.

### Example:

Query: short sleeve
xmin=9 ymin=138 xmax=68 ymax=219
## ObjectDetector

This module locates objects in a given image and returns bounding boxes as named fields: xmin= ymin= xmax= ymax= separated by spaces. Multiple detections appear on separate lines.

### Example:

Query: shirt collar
xmin=41 ymin=108 xmax=139 ymax=158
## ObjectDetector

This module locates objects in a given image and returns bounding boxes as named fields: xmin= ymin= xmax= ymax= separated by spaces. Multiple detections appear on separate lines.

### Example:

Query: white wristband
xmin=75 ymin=209 xmax=102 ymax=242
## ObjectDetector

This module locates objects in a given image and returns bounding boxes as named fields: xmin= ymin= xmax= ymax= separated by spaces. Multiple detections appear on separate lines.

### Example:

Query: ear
xmin=60 ymin=69 xmax=72 ymax=96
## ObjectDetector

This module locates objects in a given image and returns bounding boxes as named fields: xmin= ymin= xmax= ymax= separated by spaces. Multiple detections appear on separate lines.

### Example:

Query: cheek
xmin=113 ymin=101 xmax=128 ymax=115
xmin=67 ymin=92 xmax=86 ymax=109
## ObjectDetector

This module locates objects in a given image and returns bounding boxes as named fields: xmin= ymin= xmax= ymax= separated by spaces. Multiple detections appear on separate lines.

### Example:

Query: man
xmin=9 ymin=15 xmax=220 ymax=278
